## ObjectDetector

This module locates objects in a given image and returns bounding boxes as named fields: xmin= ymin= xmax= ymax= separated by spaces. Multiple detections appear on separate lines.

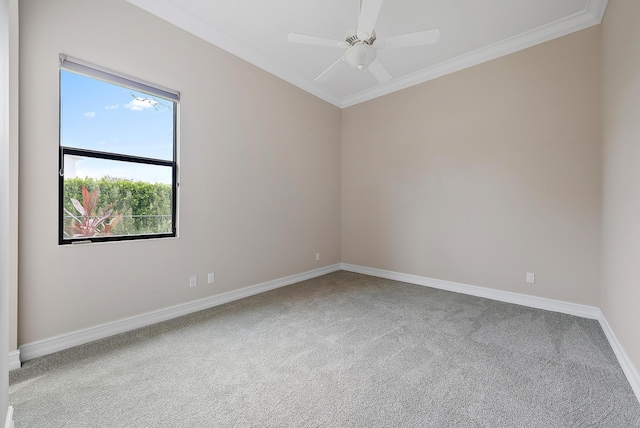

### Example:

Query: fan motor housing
xmin=345 ymin=28 xmax=376 ymax=46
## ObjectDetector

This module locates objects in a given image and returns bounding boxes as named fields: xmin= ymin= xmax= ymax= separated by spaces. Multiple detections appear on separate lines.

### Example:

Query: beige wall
xmin=18 ymin=0 xmax=341 ymax=344
xmin=342 ymin=28 xmax=602 ymax=305
xmin=600 ymin=0 xmax=640 ymax=376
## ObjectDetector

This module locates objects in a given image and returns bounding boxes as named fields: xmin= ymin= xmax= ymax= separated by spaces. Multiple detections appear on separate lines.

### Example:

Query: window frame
xmin=58 ymin=55 xmax=179 ymax=245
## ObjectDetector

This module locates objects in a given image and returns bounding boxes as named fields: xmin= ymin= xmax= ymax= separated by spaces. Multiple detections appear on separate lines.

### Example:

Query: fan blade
xmin=314 ymin=57 xmax=346 ymax=83
xmin=357 ymin=0 xmax=384 ymax=40
xmin=377 ymin=29 xmax=441 ymax=49
xmin=287 ymin=33 xmax=347 ymax=48
xmin=368 ymin=58 xmax=392 ymax=83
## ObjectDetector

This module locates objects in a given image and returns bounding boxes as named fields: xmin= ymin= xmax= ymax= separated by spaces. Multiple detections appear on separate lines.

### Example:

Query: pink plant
xmin=64 ymin=186 xmax=123 ymax=238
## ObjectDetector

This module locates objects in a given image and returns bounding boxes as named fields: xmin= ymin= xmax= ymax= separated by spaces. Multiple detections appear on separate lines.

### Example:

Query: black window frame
xmin=58 ymin=55 xmax=179 ymax=245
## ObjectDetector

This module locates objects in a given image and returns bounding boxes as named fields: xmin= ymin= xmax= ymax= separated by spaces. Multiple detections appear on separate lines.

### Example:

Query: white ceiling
xmin=127 ymin=0 xmax=608 ymax=108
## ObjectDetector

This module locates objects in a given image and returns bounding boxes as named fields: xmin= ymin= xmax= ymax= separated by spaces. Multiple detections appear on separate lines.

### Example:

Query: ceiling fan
xmin=287 ymin=0 xmax=441 ymax=84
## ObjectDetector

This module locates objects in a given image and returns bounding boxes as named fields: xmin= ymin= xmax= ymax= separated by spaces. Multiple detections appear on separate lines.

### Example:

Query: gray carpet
xmin=9 ymin=271 xmax=640 ymax=427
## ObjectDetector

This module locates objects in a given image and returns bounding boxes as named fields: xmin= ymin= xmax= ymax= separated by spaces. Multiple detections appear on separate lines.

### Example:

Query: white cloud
xmin=84 ymin=112 xmax=96 ymax=119
xmin=125 ymin=97 xmax=158 ymax=111
xmin=105 ymin=104 xmax=119 ymax=110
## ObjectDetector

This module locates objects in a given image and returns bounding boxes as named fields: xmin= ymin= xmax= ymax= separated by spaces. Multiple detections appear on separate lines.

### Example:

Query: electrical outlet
xmin=526 ymin=272 xmax=535 ymax=284
xmin=189 ymin=275 xmax=198 ymax=288
xmin=316 ymin=253 xmax=320 ymax=261
xmin=208 ymin=272 xmax=215 ymax=284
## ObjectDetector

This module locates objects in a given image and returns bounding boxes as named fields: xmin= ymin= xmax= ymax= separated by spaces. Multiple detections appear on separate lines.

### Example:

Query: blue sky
xmin=60 ymin=70 xmax=174 ymax=184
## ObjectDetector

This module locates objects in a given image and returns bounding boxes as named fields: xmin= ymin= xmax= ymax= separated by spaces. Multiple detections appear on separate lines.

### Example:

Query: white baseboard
xmin=7 ymin=350 xmax=20 ymax=371
xmin=19 ymin=264 xmax=341 ymax=362
xmin=597 ymin=312 xmax=640 ymax=403
xmin=340 ymin=263 xmax=639 ymax=404
xmin=14 ymin=262 xmax=640 ymax=406
xmin=341 ymin=263 xmax=601 ymax=319
xmin=4 ymin=406 xmax=14 ymax=428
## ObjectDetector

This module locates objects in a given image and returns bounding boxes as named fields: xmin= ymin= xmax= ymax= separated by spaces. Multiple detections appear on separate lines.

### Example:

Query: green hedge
xmin=63 ymin=177 xmax=173 ymax=235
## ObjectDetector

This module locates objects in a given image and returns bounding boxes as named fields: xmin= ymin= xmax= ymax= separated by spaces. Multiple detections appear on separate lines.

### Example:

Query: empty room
xmin=2 ymin=0 xmax=640 ymax=426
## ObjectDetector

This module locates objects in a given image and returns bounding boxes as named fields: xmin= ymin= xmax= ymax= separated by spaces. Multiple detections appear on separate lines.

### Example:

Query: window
xmin=59 ymin=55 xmax=179 ymax=244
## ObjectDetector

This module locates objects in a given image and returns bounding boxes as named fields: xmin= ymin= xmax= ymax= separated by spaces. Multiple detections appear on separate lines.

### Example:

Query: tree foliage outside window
xmin=63 ymin=178 xmax=173 ymax=236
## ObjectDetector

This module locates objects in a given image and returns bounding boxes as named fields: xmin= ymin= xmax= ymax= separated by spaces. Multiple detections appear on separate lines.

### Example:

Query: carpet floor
xmin=9 ymin=271 xmax=640 ymax=427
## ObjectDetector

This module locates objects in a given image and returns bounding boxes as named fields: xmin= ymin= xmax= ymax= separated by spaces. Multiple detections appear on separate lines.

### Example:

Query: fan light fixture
xmin=287 ymin=0 xmax=441 ymax=83
xmin=344 ymin=43 xmax=377 ymax=70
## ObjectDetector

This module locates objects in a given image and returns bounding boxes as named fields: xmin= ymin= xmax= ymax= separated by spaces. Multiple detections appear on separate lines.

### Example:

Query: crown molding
xmin=342 ymin=0 xmax=609 ymax=107
xmin=126 ymin=0 xmax=343 ymax=108
xmin=128 ymin=0 xmax=608 ymax=109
